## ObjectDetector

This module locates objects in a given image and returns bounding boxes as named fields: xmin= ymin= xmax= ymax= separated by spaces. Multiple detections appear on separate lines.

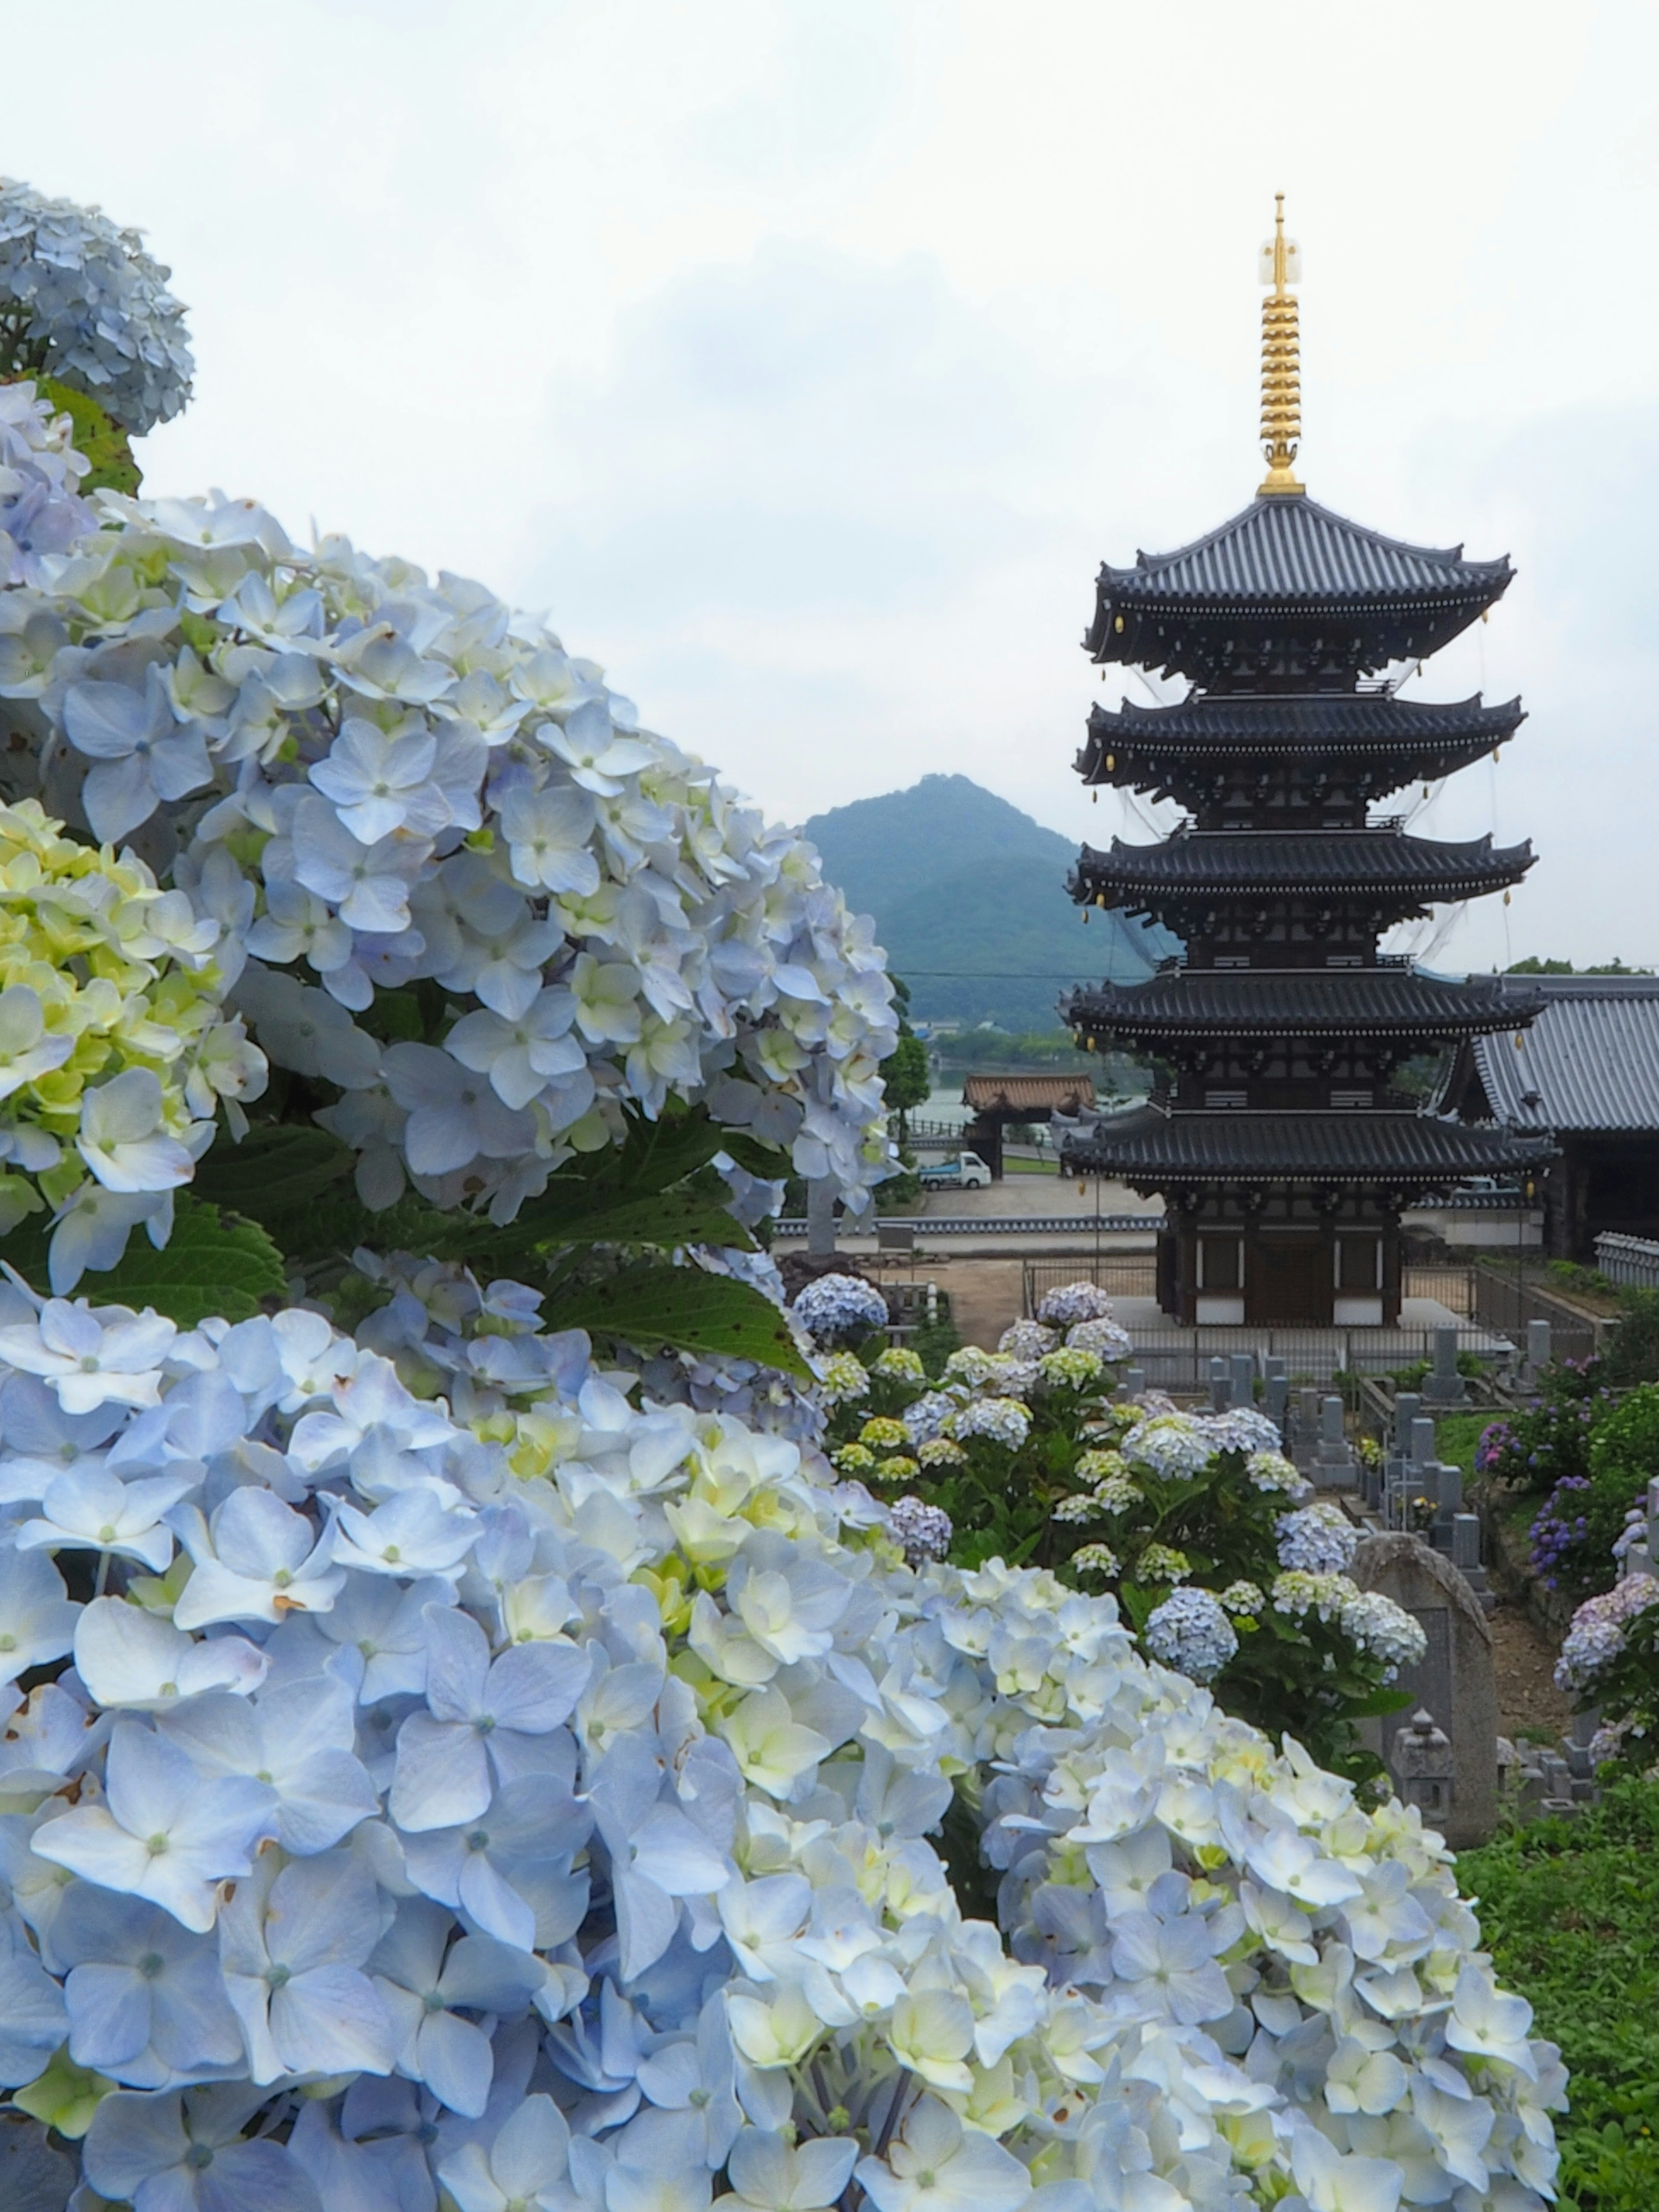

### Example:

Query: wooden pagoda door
xmin=1247 ymin=1234 xmax=1329 ymax=1324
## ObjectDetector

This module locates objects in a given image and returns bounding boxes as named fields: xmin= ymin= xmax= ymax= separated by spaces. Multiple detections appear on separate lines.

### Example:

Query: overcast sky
xmin=19 ymin=0 xmax=1659 ymax=972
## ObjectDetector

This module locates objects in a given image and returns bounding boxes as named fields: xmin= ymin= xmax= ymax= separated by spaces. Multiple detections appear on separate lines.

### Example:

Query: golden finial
xmin=1257 ymin=192 xmax=1303 ymax=496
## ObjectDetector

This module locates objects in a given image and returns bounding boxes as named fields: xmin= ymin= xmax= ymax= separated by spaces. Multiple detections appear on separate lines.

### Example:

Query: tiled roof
xmin=1067 ymin=969 xmax=1541 ymax=1039
xmin=1071 ymin=830 xmax=1535 ymax=902
xmin=1471 ymin=978 xmax=1659 ymax=1132
xmin=1056 ymin=1103 xmax=1555 ymax=1182
xmin=1083 ymin=691 xmax=1524 ymax=753
xmin=960 ymin=1074 xmax=1096 ymax=1114
xmin=1098 ymin=496 xmax=1511 ymax=605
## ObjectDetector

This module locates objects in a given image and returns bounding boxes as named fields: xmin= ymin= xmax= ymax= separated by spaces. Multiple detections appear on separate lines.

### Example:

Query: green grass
xmin=1460 ymin=1782 xmax=1659 ymax=2209
xmin=1434 ymin=1409 xmax=1491 ymax=1478
xmin=1004 ymin=1155 xmax=1060 ymax=1175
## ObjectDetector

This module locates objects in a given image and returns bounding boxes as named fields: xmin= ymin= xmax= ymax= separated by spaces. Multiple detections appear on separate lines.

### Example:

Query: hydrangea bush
xmin=1554 ymin=1492 xmax=1659 ymax=1772
xmin=0 ymin=1263 xmax=1562 ymax=2212
xmin=804 ymin=1303 xmax=1425 ymax=1779
xmin=1519 ymin=1384 xmax=1659 ymax=1605
xmin=0 ymin=380 xmax=897 ymax=1324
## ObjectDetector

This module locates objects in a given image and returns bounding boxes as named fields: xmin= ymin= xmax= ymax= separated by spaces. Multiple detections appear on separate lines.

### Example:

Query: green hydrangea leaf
xmin=36 ymin=375 xmax=140 ymax=497
xmin=191 ymin=1122 xmax=356 ymax=1258
xmin=547 ymin=1262 xmax=809 ymax=1378
xmin=0 ymin=1194 xmax=286 ymax=1325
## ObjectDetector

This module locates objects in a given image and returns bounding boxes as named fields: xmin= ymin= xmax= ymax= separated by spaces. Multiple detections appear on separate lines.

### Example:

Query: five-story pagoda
xmin=1059 ymin=200 xmax=1554 ymax=1324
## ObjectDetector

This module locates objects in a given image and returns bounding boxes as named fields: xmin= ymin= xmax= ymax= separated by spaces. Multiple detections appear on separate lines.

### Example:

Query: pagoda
xmin=1059 ymin=199 xmax=1554 ymax=1325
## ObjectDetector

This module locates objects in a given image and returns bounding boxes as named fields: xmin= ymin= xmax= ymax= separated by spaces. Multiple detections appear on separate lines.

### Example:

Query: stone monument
xmin=1351 ymin=1531 xmax=1498 ymax=1845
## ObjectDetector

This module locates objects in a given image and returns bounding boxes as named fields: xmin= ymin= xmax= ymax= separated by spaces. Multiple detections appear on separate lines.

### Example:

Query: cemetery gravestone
xmin=1351 ymin=1531 xmax=1498 ymax=1845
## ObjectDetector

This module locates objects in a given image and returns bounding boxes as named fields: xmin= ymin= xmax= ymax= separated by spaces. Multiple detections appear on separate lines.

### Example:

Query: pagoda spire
xmin=1258 ymin=193 xmax=1303 ymax=496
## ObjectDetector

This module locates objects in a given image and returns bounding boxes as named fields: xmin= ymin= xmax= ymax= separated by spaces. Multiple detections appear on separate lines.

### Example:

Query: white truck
xmin=917 ymin=1149 xmax=992 ymax=1191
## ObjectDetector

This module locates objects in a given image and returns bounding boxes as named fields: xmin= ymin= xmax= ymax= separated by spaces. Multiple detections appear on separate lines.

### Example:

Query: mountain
xmin=803 ymin=773 xmax=1176 ymax=1033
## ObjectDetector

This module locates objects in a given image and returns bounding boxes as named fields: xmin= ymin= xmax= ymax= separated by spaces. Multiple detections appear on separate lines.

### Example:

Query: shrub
xmin=819 ymin=1322 xmax=1422 ymax=1778
xmin=1531 ymin=1384 xmax=1659 ymax=1605
xmin=1460 ymin=1782 xmax=1659 ymax=2212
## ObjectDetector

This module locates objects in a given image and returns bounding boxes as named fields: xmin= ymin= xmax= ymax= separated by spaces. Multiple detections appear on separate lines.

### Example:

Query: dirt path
xmin=1488 ymin=1602 xmax=1574 ymax=1744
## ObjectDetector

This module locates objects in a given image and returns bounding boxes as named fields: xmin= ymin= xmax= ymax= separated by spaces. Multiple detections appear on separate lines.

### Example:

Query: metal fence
xmin=775 ymin=1214 xmax=1161 ymax=1239
xmin=1595 ymin=1233 xmax=1659 ymax=1290
xmin=1402 ymin=1263 xmax=1478 ymax=1315
xmin=1472 ymin=1266 xmax=1605 ymax=1367
xmin=1022 ymin=1255 xmax=1158 ymax=1313
xmin=1122 ymin=1322 xmax=1515 ymax=1390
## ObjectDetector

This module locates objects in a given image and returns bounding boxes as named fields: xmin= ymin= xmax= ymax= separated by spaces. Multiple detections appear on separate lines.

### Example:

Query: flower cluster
xmin=1340 ymin=1586 xmax=1434 ymax=1676
xmin=950 ymin=1395 xmax=1031 ymax=1450
xmin=900 ymin=1389 xmax=956 ymax=1446
xmin=0 ymin=799 xmax=264 ymax=1287
xmin=1528 ymin=1475 xmax=1593 ymax=1591
xmin=1555 ymin=1572 xmax=1659 ymax=1691
xmin=1271 ymin=1569 xmax=1427 ymax=1678
xmin=790 ymin=1274 xmax=890 ymax=1345
xmin=0 ymin=1271 xmax=1557 ymax=2210
xmin=1035 ymin=1346 xmax=1101 ymax=1392
xmin=0 ymin=435 xmax=898 ymax=1271
xmin=1033 ymin=1279 xmax=1113 ymax=1327
xmin=858 ymin=1415 xmax=909 ymax=1452
xmin=1062 ymin=1312 xmax=1132 ymax=1360
xmin=1121 ymin=1410 xmax=1214 ymax=1481
xmin=1276 ymin=1500 xmax=1361 ymax=1575
xmin=814 ymin=1351 xmax=869 ymax=1406
xmin=1202 ymin=1402 xmax=1286 ymax=1456
xmin=871 ymin=1344 xmax=925 ymax=1382
xmin=0 ymin=380 xmax=93 ymax=586
xmin=0 ymin=180 xmax=194 ymax=430
xmin=886 ymin=1494 xmax=953 ymax=1566
xmin=1218 ymin=1576 xmax=1266 ymax=1615
xmin=995 ymin=1319 xmax=1055 ymax=1360
xmin=1248 ymin=1447 xmax=1309 ymax=1497
xmin=1143 ymin=1584 xmax=1238 ymax=1679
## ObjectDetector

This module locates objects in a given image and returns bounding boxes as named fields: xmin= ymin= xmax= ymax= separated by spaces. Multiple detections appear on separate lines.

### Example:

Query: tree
xmin=1507 ymin=956 xmax=1654 ymax=975
xmin=879 ymin=974 xmax=931 ymax=1145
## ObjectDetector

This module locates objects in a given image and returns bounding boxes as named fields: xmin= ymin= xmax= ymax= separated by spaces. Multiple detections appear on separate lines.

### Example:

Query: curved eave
xmin=1086 ymin=583 xmax=1504 ymax=648
xmin=1055 ymin=1103 xmax=1556 ymax=1185
xmin=1068 ymin=838 xmax=1537 ymax=907
xmin=1063 ymin=979 xmax=1545 ymax=1043
xmin=1076 ymin=694 xmax=1526 ymax=784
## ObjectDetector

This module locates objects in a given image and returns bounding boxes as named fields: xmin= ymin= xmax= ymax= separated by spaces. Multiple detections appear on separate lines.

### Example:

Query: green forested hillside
xmin=804 ymin=773 xmax=1174 ymax=1030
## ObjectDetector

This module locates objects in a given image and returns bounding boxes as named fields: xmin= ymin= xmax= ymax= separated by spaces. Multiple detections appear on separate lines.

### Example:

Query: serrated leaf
xmin=192 ymin=1123 xmax=355 ymax=1217
xmin=463 ymin=1184 xmax=753 ymax=1261
xmin=0 ymin=1196 xmax=287 ymax=1326
xmin=547 ymin=1263 xmax=810 ymax=1378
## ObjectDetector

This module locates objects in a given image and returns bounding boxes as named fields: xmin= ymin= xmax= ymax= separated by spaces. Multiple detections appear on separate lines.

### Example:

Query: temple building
xmin=1058 ymin=200 xmax=1555 ymax=1324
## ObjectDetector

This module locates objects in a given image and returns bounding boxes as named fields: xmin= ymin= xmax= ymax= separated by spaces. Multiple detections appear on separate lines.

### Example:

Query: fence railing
xmin=1595 ymin=1233 xmax=1659 ymax=1290
xmin=1023 ymin=1256 xmax=1157 ymax=1313
xmin=1122 ymin=1322 xmax=1514 ymax=1390
xmin=1402 ymin=1263 xmax=1478 ymax=1315
xmin=775 ymin=1213 xmax=1163 ymax=1239
xmin=1472 ymin=1266 xmax=1605 ymax=1366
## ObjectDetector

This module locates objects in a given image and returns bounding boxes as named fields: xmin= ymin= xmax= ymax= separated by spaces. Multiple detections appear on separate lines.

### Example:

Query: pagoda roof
xmin=1067 ymin=967 xmax=1543 ymax=1041
xmin=1055 ymin=1101 xmax=1555 ymax=1185
xmin=1081 ymin=690 xmax=1525 ymax=762
xmin=1084 ymin=496 xmax=1513 ymax=684
xmin=1468 ymin=976 xmax=1659 ymax=1133
xmin=1093 ymin=496 xmax=1510 ymax=614
xmin=1071 ymin=829 xmax=1535 ymax=905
